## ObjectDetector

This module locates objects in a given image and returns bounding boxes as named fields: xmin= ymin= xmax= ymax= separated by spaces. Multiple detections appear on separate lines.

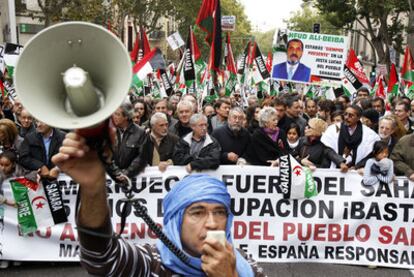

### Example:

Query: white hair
xmin=150 ymin=112 xmax=168 ymax=127
xmin=189 ymin=113 xmax=207 ymax=126
xmin=258 ymin=107 xmax=277 ymax=128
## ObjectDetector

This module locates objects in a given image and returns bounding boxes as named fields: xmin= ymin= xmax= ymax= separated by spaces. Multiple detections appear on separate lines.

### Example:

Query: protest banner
xmin=272 ymin=30 xmax=348 ymax=85
xmin=1 ymin=166 xmax=414 ymax=269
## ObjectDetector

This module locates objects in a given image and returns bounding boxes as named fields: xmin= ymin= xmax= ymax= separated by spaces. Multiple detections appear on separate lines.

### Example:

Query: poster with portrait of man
xmin=272 ymin=30 xmax=348 ymax=85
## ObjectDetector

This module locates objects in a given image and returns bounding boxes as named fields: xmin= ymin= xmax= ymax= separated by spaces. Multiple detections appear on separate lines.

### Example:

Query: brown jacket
xmin=390 ymin=134 xmax=414 ymax=177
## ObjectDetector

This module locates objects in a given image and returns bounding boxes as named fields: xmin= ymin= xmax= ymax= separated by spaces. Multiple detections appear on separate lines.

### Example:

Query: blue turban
xmin=156 ymin=174 xmax=254 ymax=277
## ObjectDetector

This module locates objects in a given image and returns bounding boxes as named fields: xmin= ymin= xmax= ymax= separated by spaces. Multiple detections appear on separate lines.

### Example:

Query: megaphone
xmin=14 ymin=22 xmax=132 ymax=129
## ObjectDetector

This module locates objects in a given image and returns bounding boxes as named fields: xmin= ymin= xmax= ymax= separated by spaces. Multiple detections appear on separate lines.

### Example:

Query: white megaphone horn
xmin=14 ymin=22 xmax=132 ymax=130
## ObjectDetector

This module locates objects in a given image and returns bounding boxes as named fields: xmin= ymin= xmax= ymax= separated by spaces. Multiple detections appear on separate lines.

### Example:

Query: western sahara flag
xmin=10 ymin=178 xmax=67 ymax=235
xmin=253 ymin=42 xmax=270 ymax=81
xmin=278 ymin=154 xmax=317 ymax=199
xmin=132 ymin=48 xmax=166 ymax=89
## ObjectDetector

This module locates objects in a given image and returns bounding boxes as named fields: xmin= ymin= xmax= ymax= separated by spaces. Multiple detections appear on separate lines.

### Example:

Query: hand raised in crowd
xmin=158 ymin=161 xmax=170 ymax=172
xmin=201 ymin=238 xmax=238 ymax=277
xmin=38 ymin=165 xmax=50 ymax=178
xmin=186 ymin=163 xmax=192 ymax=173
xmin=267 ymin=159 xmax=279 ymax=167
xmin=51 ymin=132 xmax=106 ymax=191
xmin=339 ymin=162 xmax=349 ymax=173
xmin=227 ymin=152 xmax=239 ymax=163
xmin=410 ymin=173 xmax=414 ymax=182
xmin=48 ymin=167 xmax=60 ymax=179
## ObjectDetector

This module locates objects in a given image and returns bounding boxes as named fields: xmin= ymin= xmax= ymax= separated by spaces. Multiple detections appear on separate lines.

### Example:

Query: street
xmin=1 ymin=261 xmax=413 ymax=276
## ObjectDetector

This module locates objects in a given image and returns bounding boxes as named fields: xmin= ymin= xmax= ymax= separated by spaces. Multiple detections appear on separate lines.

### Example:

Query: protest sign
xmin=1 ymin=166 xmax=414 ymax=269
xmin=272 ymin=30 xmax=348 ymax=85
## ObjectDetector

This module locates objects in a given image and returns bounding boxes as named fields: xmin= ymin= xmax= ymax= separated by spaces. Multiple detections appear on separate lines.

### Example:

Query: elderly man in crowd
xmin=173 ymin=113 xmax=221 ymax=172
xmin=378 ymin=115 xmax=398 ymax=154
xmin=321 ymin=105 xmax=380 ymax=169
xmin=212 ymin=107 xmax=251 ymax=164
xmin=111 ymin=102 xmax=146 ymax=179
xmin=19 ymin=120 xmax=65 ymax=178
xmin=17 ymin=108 xmax=35 ymax=138
xmin=140 ymin=112 xmax=179 ymax=172
xmin=169 ymin=100 xmax=194 ymax=138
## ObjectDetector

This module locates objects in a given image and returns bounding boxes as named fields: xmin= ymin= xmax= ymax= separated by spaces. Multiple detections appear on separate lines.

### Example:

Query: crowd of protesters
xmin=0 ymin=85 xmax=414 ymax=189
xmin=1 ymin=83 xmax=414 ymax=269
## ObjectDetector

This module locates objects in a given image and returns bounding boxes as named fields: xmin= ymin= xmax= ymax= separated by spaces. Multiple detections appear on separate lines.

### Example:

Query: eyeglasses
xmin=185 ymin=208 xmax=228 ymax=223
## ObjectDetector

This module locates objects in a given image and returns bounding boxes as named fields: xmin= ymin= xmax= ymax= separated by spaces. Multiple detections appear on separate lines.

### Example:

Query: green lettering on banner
xmin=10 ymin=181 xmax=37 ymax=234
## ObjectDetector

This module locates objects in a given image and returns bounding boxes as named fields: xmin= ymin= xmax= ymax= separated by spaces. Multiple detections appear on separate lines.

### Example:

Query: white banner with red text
xmin=0 ymin=166 xmax=413 ymax=269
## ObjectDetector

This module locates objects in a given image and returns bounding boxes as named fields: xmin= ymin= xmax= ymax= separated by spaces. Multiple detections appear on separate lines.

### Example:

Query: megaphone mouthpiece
xmin=63 ymin=66 xmax=100 ymax=116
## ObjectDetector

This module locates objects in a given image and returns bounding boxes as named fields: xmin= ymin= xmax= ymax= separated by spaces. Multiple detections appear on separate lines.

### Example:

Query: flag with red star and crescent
xmin=10 ymin=178 xmax=67 ymax=235
xmin=278 ymin=154 xmax=318 ymax=199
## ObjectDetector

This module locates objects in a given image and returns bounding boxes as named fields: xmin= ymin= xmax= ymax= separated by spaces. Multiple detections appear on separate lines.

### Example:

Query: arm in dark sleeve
xmin=324 ymin=146 xmax=346 ymax=167
xmin=190 ymin=141 xmax=221 ymax=170
xmin=172 ymin=139 xmax=193 ymax=165
xmin=19 ymin=138 xmax=44 ymax=170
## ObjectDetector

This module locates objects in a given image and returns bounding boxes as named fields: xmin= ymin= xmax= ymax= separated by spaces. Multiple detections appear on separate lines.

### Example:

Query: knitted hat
xmin=308 ymin=118 xmax=328 ymax=136
xmin=362 ymin=108 xmax=379 ymax=124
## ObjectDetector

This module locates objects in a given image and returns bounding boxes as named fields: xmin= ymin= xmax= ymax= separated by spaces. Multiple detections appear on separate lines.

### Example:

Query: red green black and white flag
xmin=10 ymin=178 xmax=67 ymax=235
xmin=278 ymin=154 xmax=317 ymax=199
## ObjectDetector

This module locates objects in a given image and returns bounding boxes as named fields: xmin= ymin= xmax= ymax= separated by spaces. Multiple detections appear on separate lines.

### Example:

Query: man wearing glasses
xmin=321 ymin=105 xmax=380 ymax=169
xmin=52 ymin=134 xmax=265 ymax=276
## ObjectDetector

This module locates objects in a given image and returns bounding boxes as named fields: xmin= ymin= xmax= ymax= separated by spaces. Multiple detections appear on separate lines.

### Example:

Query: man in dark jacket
xmin=169 ymin=100 xmax=194 ymax=138
xmin=212 ymin=107 xmax=250 ymax=164
xmin=140 ymin=112 xmax=179 ymax=172
xmin=19 ymin=120 xmax=65 ymax=178
xmin=173 ymin=113 xmax=221 ymax=172
xmin=111 ymin=103 xmax=146 ymax=178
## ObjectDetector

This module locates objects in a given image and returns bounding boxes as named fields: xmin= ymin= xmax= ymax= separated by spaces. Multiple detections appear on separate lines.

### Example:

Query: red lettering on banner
xmin=379 ymin=226 xmax=414 ymax=245
xmin=283 ymin=222 xmax=371 ymax=242
xmin=327 ymin=224 xmax=341 ymax=241
xmin=234 ymin=221 xmax=247 ymax=239
xmin=314 ymin=224 xmax=326 ymax=241
xmin=36 ymin=227 xmax=52 ymax=239
xmin=263 ymin=222 xmax=274 ymax=240
xmin=378 ymin=226 xmax=393 ymax=244
xmin=233 ymin=221 xmax=274 ymax=240
xmin=60 ymin=223 xmax=76 ymax=241
xmin=250 ymin=222 xmax=261 ymax=239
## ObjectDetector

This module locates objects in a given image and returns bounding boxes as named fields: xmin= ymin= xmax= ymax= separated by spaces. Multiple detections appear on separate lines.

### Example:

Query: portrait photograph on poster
xmin=272 ymin=30 xmax=349 ymax=86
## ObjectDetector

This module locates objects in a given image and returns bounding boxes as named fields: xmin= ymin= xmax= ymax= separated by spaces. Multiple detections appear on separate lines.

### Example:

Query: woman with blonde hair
xmin=0 ymin=118 xmax=22 ymax=154
xmin=298 ymin=118 xmax=348 ymax=172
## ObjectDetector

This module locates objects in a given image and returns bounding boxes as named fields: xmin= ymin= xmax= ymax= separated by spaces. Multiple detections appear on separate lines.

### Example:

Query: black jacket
xmin=168 ymin=121 xmax=192 ymax=138
xmin=298 ymin=137 xmax=346 ymax=168
xmin=211 ymin=124 xmax=251 ymax=164
xmin=173 ymin=133 xmax=221 ymax=170
xmin=140 ymin=132 xmax=179 ymax=166
xmin=113 ymin=122 xmax=146 ymax=178
xmin=19 ymin=128 xmax=65 ymax=170
xmin=244 ymin=128 xmax=287 ymax=166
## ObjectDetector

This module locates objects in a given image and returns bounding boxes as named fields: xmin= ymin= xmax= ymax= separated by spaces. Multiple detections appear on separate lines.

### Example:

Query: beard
xmin=229 ymin=124 xmax=242 ymax=134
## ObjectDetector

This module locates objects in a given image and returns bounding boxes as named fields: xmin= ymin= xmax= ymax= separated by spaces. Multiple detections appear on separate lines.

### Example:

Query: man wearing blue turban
xmin=53 ymin=132 xmax=265 ymax=276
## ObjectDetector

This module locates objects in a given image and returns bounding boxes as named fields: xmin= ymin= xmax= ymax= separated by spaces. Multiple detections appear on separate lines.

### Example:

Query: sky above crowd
xmin=239 ymin=0 xmax=303 ymax=32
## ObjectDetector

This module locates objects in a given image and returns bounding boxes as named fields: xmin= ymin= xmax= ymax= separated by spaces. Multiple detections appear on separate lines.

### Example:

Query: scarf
xmin=338 ymin=122 xmax=363 ymax=166
xmin=263 ymin=127 xmax=280 ymax=142
xmin=157 ymin=174 xmax=254 ymax=277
